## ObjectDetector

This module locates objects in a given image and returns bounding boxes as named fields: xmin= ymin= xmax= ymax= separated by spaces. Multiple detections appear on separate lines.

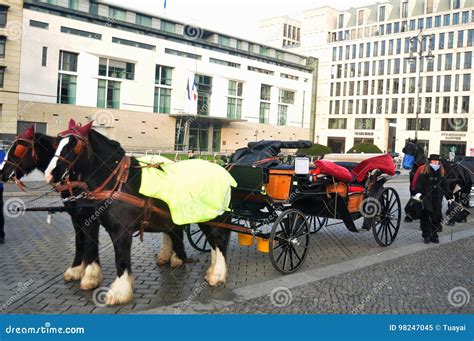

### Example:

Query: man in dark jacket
xmin=414 ymin=154 xmax=453 ymax=244
xmin=0 ymin=147 xmax=5 ymax=243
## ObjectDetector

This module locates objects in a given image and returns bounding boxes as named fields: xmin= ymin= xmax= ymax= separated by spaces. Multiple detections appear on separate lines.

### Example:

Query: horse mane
xmin=88 ymin=129 xmax=126 ymax=159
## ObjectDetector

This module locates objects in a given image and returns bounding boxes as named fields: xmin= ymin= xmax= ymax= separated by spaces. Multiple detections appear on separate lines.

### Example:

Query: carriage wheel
xmin=269 ymin=209 xmax=310 ymax=274
xmin=185 ymin=224 xmax=211 ymax=253
xmin=308 ymin=216 xmax=328 ymax=234
xmin=372 ymin=187 xmax=401 ymax=246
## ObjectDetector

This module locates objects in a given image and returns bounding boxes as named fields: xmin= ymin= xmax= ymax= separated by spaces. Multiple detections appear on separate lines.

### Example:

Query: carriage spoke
xmin=289 ymin=244 xmax=303 ymax=264
xmin=288 ymin=246 xmax=294 ymax=270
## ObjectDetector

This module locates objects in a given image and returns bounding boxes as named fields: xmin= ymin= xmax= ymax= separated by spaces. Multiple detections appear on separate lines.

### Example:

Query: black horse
xmin=45 ymin=121 xmax=231 ymax=305
xmin=402 ymin=140 xmax=472 ymax=222
xmin=0 ymin=127 xmax=103 ymax=290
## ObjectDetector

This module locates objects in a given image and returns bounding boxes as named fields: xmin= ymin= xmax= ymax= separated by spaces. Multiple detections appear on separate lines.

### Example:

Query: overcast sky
xmin=104 ymin=0 xmax=377 ymax=39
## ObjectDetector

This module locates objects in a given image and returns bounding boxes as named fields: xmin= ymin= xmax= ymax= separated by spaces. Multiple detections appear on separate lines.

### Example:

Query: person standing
xmin=413 ymin=154 xmax=453 ymax=244
xmin=0 ymin=146 xmax=5 ymax=244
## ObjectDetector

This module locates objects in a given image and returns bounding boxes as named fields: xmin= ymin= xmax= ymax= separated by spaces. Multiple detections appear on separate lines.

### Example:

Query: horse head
xmin=402 ymin=139 xmax=426 ymax=170
xmin=45 ymin=119 xmax=124 ymax=187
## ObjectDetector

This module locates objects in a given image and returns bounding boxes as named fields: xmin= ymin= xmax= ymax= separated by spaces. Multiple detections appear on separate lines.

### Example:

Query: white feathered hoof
xmin=156 ymin=234 xmax=173 ymax=266
xmin=170 ymin=252 xmax=184 ymax=268
xmin=105 ymin=271 xmax=134 ymax=306
xmin=80 ymin=262 xmax=103 ymax=291
xmin=205 ymin=248 xmax=227 ymax=287
xmin=64 ymin=263 xmax=85 ymax=282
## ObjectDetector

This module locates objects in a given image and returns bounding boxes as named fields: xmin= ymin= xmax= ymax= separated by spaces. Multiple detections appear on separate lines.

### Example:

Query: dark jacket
xmin=0 ymin=149 xmax=5 ymax=191
xmin=415 ymin=165 xmax=453 ymax=221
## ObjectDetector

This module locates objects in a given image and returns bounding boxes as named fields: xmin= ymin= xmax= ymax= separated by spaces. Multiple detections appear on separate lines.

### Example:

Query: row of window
xmin=331 ymin=74 xmax=472 ymax=97
xmin=33 ymin=0 xmax=306 ymax=67
xmin=332 ymin=52 xmax=473 ymax=79
xmin=0 ymin=5 xmax=8 ymax=88
xmin=331 ymin=9 xmax=474 ymax=43
xmin=332 ymin=30 xmax=474 ymax=62
xmin=328 ymin=117 xmax=468 ymax=132
xmin=329 ymin=96 xmax=470 ymax=116
xmin=56 ymin=50 xmax=297 ymax=124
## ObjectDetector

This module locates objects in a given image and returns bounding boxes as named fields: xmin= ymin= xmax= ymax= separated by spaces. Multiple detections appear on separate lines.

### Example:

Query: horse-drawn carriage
xmin=186 ymin=141 xmax=401 ymax=274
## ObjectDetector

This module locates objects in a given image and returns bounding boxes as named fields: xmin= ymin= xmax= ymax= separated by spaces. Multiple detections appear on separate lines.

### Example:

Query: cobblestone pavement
xmin=207 ymin=236 xmax=474 ymax=314
xmin=0 ymin=181 xmax=472 ymax=314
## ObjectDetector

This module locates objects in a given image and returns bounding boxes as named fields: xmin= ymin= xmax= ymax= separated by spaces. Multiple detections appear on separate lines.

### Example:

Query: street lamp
xmin=406 ymin=29 xmax=434 ymax=140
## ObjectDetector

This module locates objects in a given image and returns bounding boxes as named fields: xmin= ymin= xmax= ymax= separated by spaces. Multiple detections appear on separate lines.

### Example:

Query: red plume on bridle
xmin=18 ymin=125 xmax=35 ymax=141
xmin=59 ymin=119 xmax=94 ymax=139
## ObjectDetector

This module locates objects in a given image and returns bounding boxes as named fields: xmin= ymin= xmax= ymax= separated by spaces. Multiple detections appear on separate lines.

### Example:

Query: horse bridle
xmin=3 ymin=138 xmax=37 ymax=186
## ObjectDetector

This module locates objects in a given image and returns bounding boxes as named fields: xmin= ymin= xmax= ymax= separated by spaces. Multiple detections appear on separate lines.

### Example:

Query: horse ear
xmin=19 ymin=125 xmax=35 ymax=141
xmin=77 ymin=121 xmax=93 ymax=137
xmin=68 ymin=119 xmax=76 ymax=129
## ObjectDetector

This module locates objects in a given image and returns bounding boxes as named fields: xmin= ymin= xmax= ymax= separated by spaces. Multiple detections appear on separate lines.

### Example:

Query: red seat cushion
xmin=348 ymin=185 xmax=365 ymax=193
xmin=312 ymin=160 xmax=353 ymax=183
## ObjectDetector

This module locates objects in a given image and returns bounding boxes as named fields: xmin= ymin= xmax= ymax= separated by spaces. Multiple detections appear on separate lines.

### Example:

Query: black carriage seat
xmin=228 ymin=165 xmax=264 ymax=193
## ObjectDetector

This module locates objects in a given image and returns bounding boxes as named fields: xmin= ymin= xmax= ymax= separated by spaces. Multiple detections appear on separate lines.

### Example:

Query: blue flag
xmin=164 ymin=0 xmax=167 ymax=9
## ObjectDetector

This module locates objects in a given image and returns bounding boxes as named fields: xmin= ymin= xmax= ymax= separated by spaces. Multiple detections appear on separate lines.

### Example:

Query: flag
xmin=185 ymin=73 xmax=198 ymax=115
xmin=164 ymin=0 xmax=167 ymax=9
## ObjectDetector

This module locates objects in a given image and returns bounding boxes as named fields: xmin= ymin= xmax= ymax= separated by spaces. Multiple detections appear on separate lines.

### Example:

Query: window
xmin=154 ymin=65 xmax=172 ymax=113
xmin=161 ymin=20 xmax=176 ymax=33
xmin=426 ymin=17 xmax=433 ymax=28
xmin=57 ymin=74 xmax=77 ymax=104
xmin=279 ymin=89 xmax=295 ymax=104
xmin=426 ymin=76 xmax=433 ymax=92
xmin=99 ymin=58 xmax=135 ymax=80
xmin=458 ymin=31 xmax=464 ymax=47
xmin=0 ymin=66 xmax=5 ymax=87
xmin=112 ymin=37 xmax=155 ymax=50
xmin=426 ymin=0 xmax=434 ymax=14
xmin=328 ymin=118 xmax=346 ymax=129
xmin=425 ymin=97 xmax=432 ymax=113
xmin=218 ymin=36 xmax=231 ymax=46
xmin=462 ymin=96 xmax=470 ymax=113
xmin=59 ymin=51 xmax=78 ymax=72
xmin=358 ymin=10 xmax=364 ymax=25
xmin=401 ymin=1 xmax=408 ymax=18
xmin=394 ymin=22 xmax=400 ymax=33
xmin=0 ymin=36 xmax=5 ymax=58
xmin=68 ymin=0 xmax=78 ymax=10
xmin=41 ymin=46 xmax=47 ymax=67
xmin=227 ymin=80 xmax=243 ymax=120
xmin=448 ymin=32 xmax=454 ymax=48
xmin=355 ymin=118 xmax=375 ymax=130
xmin=435 ymin=15 xmax=441 ymax=27
xmin=359 ymin=43 xmax=364 ymax=58
xmin=465 ymin=51 xmax=472 ymax=69
xmin=379 ymin=6 xmax=385 ymax=22
xmin=439 ymin=33 xmax=445 ymax=49
xmin=442 ymin=118 xmax=467 ymax=131
xmin=444 ymin=14 xmax=451 ymax=26
xmin=30 ymin=20 xmax=49 ymax=29
xmin=165 ymin=48 xmax=201 ymax=60
xmin=338 ymin=14 xmax=344 ymax=29
xmin=109 ymin=7 xmax=126 ymax=21
xmin=407 ymin=119 xmax=430 ymax=131
xmin=453 ymin=0 xmax=461 ymax=9
xmin=463 ymin=74 xmax=471 ymax=91
xmin=0 ymin=5 xmax=7 ymax=28
xmin=462 ymin=11 xmax=469 ymax=24
xmin=259 ymin=102 xmax=270 ymax=124
xmin=453 ymin=13 xmax=460 ymax=25
xmin=61 ymin=26 xmax=101 ymax=40
xmin=378 ymin=60 xmax=384 ymax=75
xmin=89 ymin=2 xmax=98 ymax=15
xmin=136 ymin=14 xmax=152 ymax=27
xmin=277 ymin=105 xmax=287 ymax=126
xmin=444 ymin=75 xmax=452 ymax=91
xmin=443 ymin=97 xmax=451 ymax=113
xmin=332 ymin=47 xmax=337 ymax=61
xmin=409 ymin=19 xmax=416 ymax=31
xmin=97 ymin=80 xmax=120 ymax=109
xmin=468 ymin=29 xmax=474 ymax=47
xmin=445 ymin=53 xmax=453 ymax=70
xmin=195 ymin=75 xmax=212 ymax=115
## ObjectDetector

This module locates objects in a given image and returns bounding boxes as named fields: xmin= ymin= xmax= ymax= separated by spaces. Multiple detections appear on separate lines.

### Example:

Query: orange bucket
xmin=238 ymin=233 xmax=254 ymax=246
xmin=256 ymin=237 xmax=271 ymax=253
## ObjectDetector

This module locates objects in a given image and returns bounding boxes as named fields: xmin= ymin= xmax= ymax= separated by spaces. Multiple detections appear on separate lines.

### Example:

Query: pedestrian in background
xmin=0 ymin=146 xmax=5 ymax=244
xmin=413 ymin=154 xmax=453 ymax=244
xmin=187 ymin=149 xmax=196 ymax=159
